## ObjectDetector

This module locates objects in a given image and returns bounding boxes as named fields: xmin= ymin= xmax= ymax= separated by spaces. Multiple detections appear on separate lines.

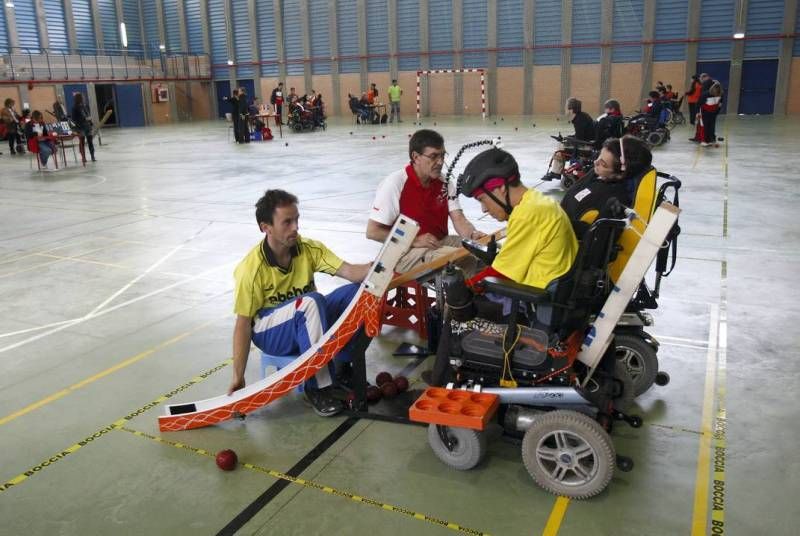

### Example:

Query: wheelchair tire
xmin=614 ymin=333 xmax=659 ymax=397
xmin=521 ymin=410 xmax=615 ymax=499
xmin=427 ymin=424 xmax=487 ymax=471
xmin=646 ymin=131 xmax=664 ymax=147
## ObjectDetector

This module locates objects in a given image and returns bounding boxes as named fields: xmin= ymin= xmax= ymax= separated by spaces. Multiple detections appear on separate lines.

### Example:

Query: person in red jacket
xmin=24 ymin=110 xmax=57 ymax=169
xmin=685 ymin=75 xmax=703 ymax=129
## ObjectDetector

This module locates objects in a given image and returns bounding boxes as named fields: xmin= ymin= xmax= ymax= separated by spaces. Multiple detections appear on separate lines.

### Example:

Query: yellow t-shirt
xmin=233 ymin=237 xmax=344 ymax=318
xmin=492 ymin=189 xmax=578 ymax=288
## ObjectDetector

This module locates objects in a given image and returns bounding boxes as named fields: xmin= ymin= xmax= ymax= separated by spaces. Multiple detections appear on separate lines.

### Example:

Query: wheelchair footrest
xmin=409 ymin=387 xmax=499 ymax=431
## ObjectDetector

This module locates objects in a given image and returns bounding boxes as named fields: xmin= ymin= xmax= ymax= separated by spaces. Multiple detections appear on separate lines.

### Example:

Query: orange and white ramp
xmin=158 ymin=216 xmax=419 ymax=432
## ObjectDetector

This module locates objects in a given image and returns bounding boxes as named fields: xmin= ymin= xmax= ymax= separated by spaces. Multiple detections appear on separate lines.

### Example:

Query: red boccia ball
xmin=376 ymin=371 xmax=393 ymax=386
xmin=216 ymin=449 xmax=238 ymax=471
xmin=366 ymin=385 xmax=382 ymax=403
xmin=393 ymin=376 xmax=409 ymax=392
xmin=381 ymin=381 xmax=399 ymax=399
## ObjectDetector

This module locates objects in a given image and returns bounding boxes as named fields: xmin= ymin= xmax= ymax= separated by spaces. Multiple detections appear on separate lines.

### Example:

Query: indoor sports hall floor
xmin=0 ymin=113 xmax=797 ymax=535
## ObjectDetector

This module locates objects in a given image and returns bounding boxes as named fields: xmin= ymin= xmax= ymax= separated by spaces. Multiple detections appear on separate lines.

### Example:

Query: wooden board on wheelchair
xmin=389 ymin=228 xmax=506 ymax=289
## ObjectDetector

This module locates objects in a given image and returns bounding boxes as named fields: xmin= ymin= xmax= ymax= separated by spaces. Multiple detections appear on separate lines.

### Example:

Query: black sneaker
xmin=304 ymin=388 xmax=344 ymax=417
xmin=540 ymin=172 xmax=560 ymax=181
xmin=335 ymin=361 xmax=354 ymax=390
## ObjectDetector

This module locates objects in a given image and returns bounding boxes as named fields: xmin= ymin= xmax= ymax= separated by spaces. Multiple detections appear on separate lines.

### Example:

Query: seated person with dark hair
xmin=228 ymin=189 xmax=372 ymax=417
xmin=542 ymin=98 xmax=597 ymax=181
xmin=594 ymin=99 xmax=625 ymax=149
xmin=645 ymin=91 xmax=665 ymax=125
xmin=24 ymin=110 xmax=57 ymax=169
xmin=560 ymin=135 xmax=653 ymax=239
xmin=348 ymin=93 xmax=370 ymax=123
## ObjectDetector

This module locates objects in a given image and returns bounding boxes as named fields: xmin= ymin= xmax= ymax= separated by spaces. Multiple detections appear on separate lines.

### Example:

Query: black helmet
xmin=458 ymin=148 xmax=519 ymax=198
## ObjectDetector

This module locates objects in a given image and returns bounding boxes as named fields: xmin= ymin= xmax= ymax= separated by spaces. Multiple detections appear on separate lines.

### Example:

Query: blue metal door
xmin=236 ymin=79 xmax=256 ymax=105
xmin=216 ymin=80 xmax=233 ymax=118
xmin=696 ymin=61 xmax=730 ymax=113
xmin=115 ymin=84 xmax=145 ymax=126
xmin=738 ymin=59 xmax=777 ymax=115
xmin=63 ymin=83 xmax=88 ymax=119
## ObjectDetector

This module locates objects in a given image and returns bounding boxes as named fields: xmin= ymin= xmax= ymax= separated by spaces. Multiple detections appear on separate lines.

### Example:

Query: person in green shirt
xmin=388 ymin=80 xmax=403 ymax=123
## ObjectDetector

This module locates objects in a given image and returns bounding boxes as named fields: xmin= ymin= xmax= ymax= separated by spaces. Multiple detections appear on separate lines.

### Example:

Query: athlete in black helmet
xmin=458 ymin=147 xmax=578 ymax=290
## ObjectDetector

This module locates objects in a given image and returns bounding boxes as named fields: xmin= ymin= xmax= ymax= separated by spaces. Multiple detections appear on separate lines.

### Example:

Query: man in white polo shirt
xmin=366 ymin=129 xmax=483 ymax=274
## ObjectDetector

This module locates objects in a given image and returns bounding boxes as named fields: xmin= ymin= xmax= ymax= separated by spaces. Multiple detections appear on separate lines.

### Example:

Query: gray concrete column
xmin=198 ymin=0 xmax=215 ymax=117
xmin=726 ymin=0 xmax=748 ymax=115
xmin=453 ymin=0 xmax=463 ymax=115
xmin=388 ymin=0 xmax=398 ymax=80
xmin=34 ymin=0 xmax=50 ymax=50
xmin=154 ymin=0 xmax=167 ymax=49
xmin=62 ymin=0 xmax=78 ymax=51
xmin=357 ymin=0 xmax=367 ymax=91
xmin=773 ymin=0 xmax=797 ymax=115
xmin=224 ymin=0 xmax=237 ymax=87
xmin=329 ymin=0 xmax=341 ymax=116
xmin=486 ymin=0 xmax=497 ymax=117
xmin=4 ymin=2 xmax=20 ymax=49
xmin=300 ymin=0 xmax=312 ymax=91
xmin=559 ymin=0 xmax=572 ymax=114
xmin=599 ymin=0 xmax=613 ymax=113
xmin=88 ymin=0 xmax=104 ymax=51
xmin=419 ymin=0 xmax=430 ymax=117
xmin=639 ymin=0 xmax=655 ymax=106
xmin=686 ymin=0 xmax=700 ymax=90
xmin=175 ymin=0 xmax=191 ymax=119
xmin=523 ymin=0 xmax=534 ymax=115
xmin=247 ymin=0 xmax=261 ymax=97
xmin=273 ymin=0 xmax=287 ymax=80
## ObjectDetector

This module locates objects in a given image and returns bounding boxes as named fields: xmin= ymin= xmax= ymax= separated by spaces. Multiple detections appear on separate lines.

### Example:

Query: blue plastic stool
xmin=260 ymin=353 xmax=304 ymax=393
xmin=260 ymin=353 xmax=338 ymax=393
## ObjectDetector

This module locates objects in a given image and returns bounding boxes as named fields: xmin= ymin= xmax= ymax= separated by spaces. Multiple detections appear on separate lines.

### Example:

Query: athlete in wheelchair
xmin=561 ymin=135 xmax=681 ymax=395
xmin=625 ymin=91 xmax=672 ymax=147
xmin=426 ymin=147 xmax=641 ymax=498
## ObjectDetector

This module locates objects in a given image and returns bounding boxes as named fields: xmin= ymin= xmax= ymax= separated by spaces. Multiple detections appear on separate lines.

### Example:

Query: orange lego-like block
xmin=409 ymin=387 xmax=500 ymax=431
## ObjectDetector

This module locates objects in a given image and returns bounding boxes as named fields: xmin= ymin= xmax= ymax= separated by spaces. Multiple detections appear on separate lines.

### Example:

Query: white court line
xmin=0 ymin=222 xmax=218 ymax=354
xmin=0 ymin=260 xmax=234 ymax=354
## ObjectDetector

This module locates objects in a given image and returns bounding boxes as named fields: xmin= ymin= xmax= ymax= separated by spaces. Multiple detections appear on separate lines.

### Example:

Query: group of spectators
xmin=686 ymin=73 xmax=724 ymax=147
xmin=266 ymin=83 xmax=326 ymax=128
xmin=348 ymin=80 xmax=403 ymax=124
xmin=226 ymin=126 xmax=651 ymax=415
xmin=1 ymin=94 xmax=96 ymax=166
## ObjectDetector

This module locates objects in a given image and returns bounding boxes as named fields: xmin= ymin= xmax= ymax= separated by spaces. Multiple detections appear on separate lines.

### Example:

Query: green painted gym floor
xmin=0 ymin=114 xmax=797 ymax=535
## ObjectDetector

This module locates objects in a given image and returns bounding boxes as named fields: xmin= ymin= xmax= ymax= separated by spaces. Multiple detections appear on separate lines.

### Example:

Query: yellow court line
xmin=0 ymin=315 xmax=225 ymax=427
xmin=690 ymin=304 xmax=720 ymax=535
xmin=541 ymin=496 xmax=570 ymax=536
xmin=0 ymin=360 xmax=230 ymax=493
xmin=117 ymin=426 xmax=491 ymax=536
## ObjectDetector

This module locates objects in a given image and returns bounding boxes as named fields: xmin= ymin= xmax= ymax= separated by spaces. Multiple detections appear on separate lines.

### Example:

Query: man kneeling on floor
xmin=228 ymin=189 xmax=372 ymax=416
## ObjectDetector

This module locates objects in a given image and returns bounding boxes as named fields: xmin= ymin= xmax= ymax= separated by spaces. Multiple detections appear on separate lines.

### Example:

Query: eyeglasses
xmin=418 ymin=151 xmax=448 ymax=163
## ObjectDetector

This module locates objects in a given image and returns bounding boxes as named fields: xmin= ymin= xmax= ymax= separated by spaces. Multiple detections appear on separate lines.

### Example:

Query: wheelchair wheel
xmin=615 ymin=334 xmax=659 ymax=397
xmin=646 ymin=131 xmax=664 ymax=147
xmin=427 ymin=424 xmax=487 ymax=471
xmin=521 ymin=410 xmax=615 ymax=499
xmin=583 ymin=360 xmax=635 ymax=410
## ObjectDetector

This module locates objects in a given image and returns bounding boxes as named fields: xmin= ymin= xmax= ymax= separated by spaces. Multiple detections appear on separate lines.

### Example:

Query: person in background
xmin=388 ymin=79 xmax=402 ymax=123
xmin=53 ymin=96 xmax=67 ymax=122
xmin=24 ymin=110 xmax=57 ymax=170
xmin=237 ymin=87 xmax=250 ymax=143
xmin=2 ymin=98 xmax=24 ymax=154
xmin=70 ymin=92 xmax=96 ymax=162
xmin=685 ymin=75 xmax=702 ymax=129
xmin=270 ymin=82 xmax=284 ymax=124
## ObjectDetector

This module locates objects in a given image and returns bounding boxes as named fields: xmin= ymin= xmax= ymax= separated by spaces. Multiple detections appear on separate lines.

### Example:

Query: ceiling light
xmin=733 ymin=32 xmax=745 ymax=39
